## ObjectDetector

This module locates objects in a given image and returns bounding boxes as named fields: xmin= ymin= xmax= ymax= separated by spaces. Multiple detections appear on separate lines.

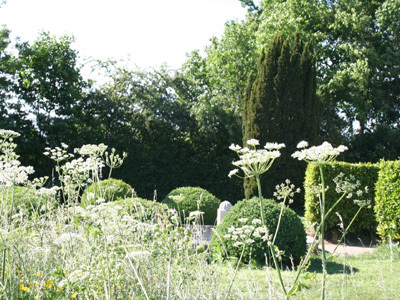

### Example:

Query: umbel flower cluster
xmin=229 ymin=139 xmax=285 ymax=178
xmin=292 ymin=141 xmax=348 ymax=163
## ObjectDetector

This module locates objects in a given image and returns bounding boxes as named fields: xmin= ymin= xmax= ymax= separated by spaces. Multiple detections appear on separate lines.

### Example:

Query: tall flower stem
xmin=256 ymin=175 xmax=287 ymax=297
xmin=256 ymin=175 xmax=266 ymax=227
xmin=318 ymin=165 xmax=327 ymax=300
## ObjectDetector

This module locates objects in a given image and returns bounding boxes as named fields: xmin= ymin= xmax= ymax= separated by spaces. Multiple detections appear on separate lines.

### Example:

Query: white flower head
xmin=229 ymin=143 xmax=241 ymax=152
xmin=246 ymin=139 xmax=260 ymax=147
xmin=228 ymin=141 xmax=284 ymax=178
xmin=292 ymin=141 xmax=348 ymax=163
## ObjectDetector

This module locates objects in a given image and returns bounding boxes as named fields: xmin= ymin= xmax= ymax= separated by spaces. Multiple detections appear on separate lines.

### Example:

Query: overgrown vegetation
xmin=1 ymin=131 xmax=400 ymax=299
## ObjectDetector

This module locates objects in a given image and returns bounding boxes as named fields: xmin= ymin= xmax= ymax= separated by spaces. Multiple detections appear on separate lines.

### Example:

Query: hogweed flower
xmin=44 ymin=146 xmax=74 ymax=163
xmin=229 ymin=139 xmax=285 ymax=178
xmin=292 ymin=141 xmax=348 ymax=163
xmin=0 ymin=160 xmax=34 ymax=187
xmin=75 ymin=144 xmax=107 ymax=158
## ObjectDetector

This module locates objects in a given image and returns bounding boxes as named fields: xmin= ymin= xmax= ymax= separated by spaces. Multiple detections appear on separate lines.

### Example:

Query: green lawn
xmin=218 ymin=243 xmax=400 ymax=299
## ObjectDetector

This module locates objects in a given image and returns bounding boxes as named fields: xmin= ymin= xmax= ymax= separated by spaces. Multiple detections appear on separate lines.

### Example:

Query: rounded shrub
xmin=81 ymin=178 xmax=133 ymax=207
xmin=210 ymin=197 xmax=307 ymax=266
xmin=162 ymin=187 xmax=221 ymax=225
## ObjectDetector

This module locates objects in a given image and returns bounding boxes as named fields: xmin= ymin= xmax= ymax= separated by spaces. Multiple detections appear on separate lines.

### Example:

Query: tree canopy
xmin=0 ymin=0 xmax=399 ymax=204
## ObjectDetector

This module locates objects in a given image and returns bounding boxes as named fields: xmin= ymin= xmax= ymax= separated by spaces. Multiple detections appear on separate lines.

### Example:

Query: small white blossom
xmin=246 ymin=139 xmax=260 ymax=146
xmin=228 ymin=169 xmax=239 ymax=178
xmin=233 ymin=241 xmax=243 ymax=247
xmin=229 ymin=143 xmax=241 ymax=152
xmin=297 ymin=141 xmax=309 ymax=148
xmin=264 ymin=142 xmax=285 ymax=150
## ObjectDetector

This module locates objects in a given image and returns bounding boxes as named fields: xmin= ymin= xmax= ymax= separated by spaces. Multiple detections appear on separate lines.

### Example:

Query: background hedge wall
xmin=375 ymin=160 xmax=400 ymax=241
xmin=304 ymin=161 xmax=379 ymax=236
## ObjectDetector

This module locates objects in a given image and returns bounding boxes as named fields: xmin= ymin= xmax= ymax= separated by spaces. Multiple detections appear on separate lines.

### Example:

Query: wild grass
xmin=1 ymin=188 xmax=399 ymax=299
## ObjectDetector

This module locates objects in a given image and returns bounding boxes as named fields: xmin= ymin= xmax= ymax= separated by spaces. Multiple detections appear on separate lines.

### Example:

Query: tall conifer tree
xmin=242 ymin=32 xmax=321 ymax=205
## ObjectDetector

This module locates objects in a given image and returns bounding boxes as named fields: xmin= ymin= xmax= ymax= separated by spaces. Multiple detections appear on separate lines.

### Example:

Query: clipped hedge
xmin=81 ymin=178 xmax=133 ymax=207
xmin=304 ymin=161 xmax=379 ymax=235
xmin=210 ymin=197 xmax=306 ymax=266
xmin=162 ymin=186 xmax=220 ymax=225
xmin=375 ymin=160 xmax=400 ymax=241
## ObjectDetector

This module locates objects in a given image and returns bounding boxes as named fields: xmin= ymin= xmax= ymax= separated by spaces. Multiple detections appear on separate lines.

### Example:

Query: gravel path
xmin=307 ymin=236 xmax=375 ymax=256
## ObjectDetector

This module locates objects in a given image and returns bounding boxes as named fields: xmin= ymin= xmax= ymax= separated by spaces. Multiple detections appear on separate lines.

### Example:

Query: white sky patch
xmin=0 ymin=0 xmax=247 ymax=70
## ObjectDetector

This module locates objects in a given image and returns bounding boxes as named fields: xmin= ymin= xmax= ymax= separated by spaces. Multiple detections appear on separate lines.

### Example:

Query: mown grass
xmin=217 ymin=242 xmax=400 ymax=299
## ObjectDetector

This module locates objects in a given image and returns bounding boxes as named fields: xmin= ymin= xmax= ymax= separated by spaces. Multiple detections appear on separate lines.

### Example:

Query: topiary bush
xmin=81 ymin=178 xmax=133 ymax=207
xmin=305 ymin=161 xmax=379 ymax=236
xmin=162 ymin=186 xmax=221 ymax=225
xmin=375 ymin=159 xmax=400 ymax=241
xmin=210 ymin=197 xmax=307 ymax=266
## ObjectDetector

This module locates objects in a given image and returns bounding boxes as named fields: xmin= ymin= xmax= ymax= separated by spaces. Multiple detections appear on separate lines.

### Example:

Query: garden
xmin=0 ymin=129 xmax=399 ymax=300
xmin=1 ymin=1 xmax=400 ymax=299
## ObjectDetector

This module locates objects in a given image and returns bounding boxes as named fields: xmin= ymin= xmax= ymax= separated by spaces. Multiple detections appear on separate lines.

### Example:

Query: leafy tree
xmin=14 ymin=32 xmax=85 ymax=148
xmin=256 ymin=0 xmax=400 ymax=137
xmin=80 ymin=62 xmax=243 ymax=201
xmin=0 ymin=27 xmax=46 ymax=173
xmin=0 ymin=26 xmax=12 ymax=120
xmin=243 ymin=33 xmax=322 ymax=204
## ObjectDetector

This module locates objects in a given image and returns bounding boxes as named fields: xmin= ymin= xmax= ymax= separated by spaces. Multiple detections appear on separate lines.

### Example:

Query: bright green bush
xmin=375 ymin=160 xmax=400 ymax=241
xmin=162 ymin=186 xmax=221 ymax=225
xmin=210 ymin=197 xmax=307 ymax=266
xmin=81 ymin=178 xmax=133 ymax=207
xmin=305 ymin=161 xmax=379 ymax=236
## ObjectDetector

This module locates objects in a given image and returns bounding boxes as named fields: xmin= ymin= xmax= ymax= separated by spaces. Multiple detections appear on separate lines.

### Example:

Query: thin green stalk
xmin=324 ymin=192 xmax=348 ymax=221
xmin=256 ymin=176 xmax=266 ymax=226
xmin=293 ymin=229 xmax=321 ymax=285
xmin=269 ymin=243 xmax=288 ymax=296
xmin=125 ymin=249 xmax=149 ymax=300
xmin=328 ymin=206 xmax=363 ymax=259
xmin=224 ymin=244 xmax=246 ymax=300
xmin=319 ymin=165 xmax=327 ymax=300
xmin=166 ymin=251 xmax=172 ymax=300
xmin=272 ymin=196 xmax=287 ymax=245
xmin=256 ymin=175 xmax=287 ymax=297
xmin=2 ymin=183 xmax=15 ymax=285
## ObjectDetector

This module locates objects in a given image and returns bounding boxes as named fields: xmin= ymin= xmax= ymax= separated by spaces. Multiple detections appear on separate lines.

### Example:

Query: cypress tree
xmin=242 ymin=32 xmax=321 ymax=207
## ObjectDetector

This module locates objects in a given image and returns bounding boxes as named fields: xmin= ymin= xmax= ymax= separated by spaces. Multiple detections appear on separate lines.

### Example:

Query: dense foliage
xmin=0 ymin=0 xmax=399 ymax=204
xmin=210 ymin=197 xmax=307 ymax=266
xmin=162 ymin=186 xmax=221 ymax=225
xmin=375 ymin=160 xmax=400 ymax=241
xmin=304 ymin=161 xmax=379 ymax=236
xmin=242 ymin=32 xmax=321 ymax=204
